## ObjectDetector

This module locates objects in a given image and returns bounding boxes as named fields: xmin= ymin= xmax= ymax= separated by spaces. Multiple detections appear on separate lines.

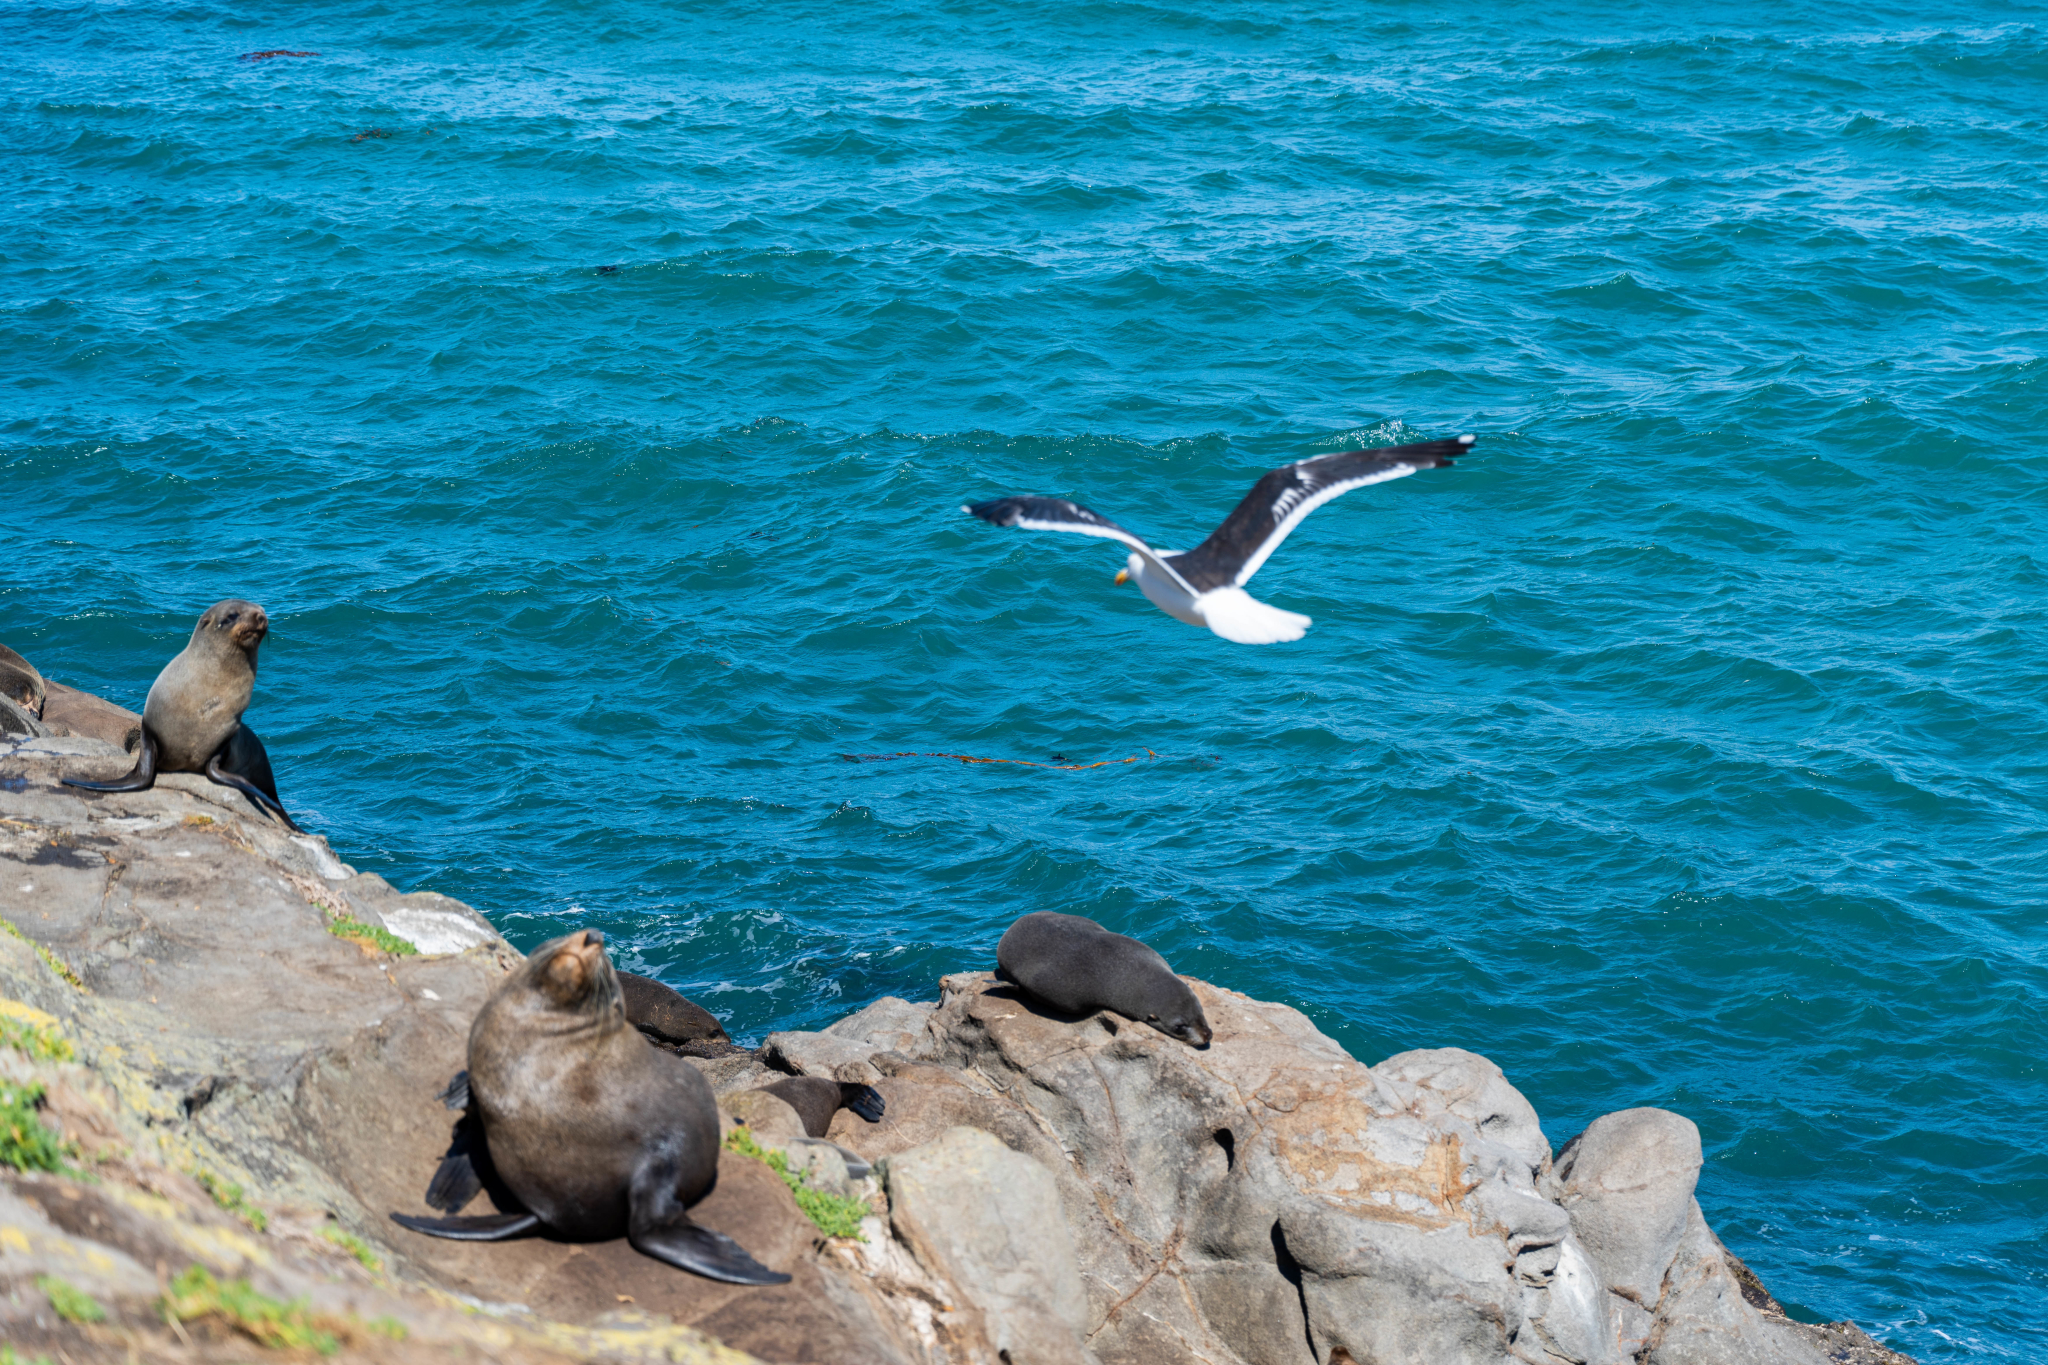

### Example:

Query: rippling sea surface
xmin=5 ymin=0 xmax=2044 ymax=1354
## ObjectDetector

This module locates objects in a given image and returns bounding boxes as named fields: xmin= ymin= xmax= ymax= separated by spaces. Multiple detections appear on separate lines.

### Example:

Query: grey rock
xmin=1642 ymin=1205 xmax=1829 ymax=1365
xmin=334 ymin=871 xmax=504 ymax=954
xmin=0 ymin=693 xmax=46 ymax=738
xmin=827 ymin=994 xmax=939 ymax=1058
xmin=764 ymin=1027 xmax=891 ymax=1081
xmin=1556 ymin=1108 xmax=1703 ymax=1308
xmin=886 ymin=1125 xmax=1097 ymax=1365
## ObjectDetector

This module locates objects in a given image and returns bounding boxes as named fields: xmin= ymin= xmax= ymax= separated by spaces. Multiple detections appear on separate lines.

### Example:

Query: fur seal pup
xmin=394 ymin=929 xmax=789 ymax=1285
xmin=60 ymin=600 xmax=301 ymax=831
xmin=996 ymin=911 xmax=1213 ymax=1047
xmin=755 ymin=1077 xmax=886 ymax=1139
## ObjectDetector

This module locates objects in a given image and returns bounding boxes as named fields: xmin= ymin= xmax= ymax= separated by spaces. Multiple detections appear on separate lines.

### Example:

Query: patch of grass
xmin=364 ymin=1315 xmax=407 ymax=1340
xmin=36 ymin=1273 xmax=106 ymax=1324
xmin=724 ymin=1126 xmax=869 ymax=1240
xmin=159 ymin=1266 xmax=338 ymax=1356
xmin=323 ymin=914 xmax=418 ymax=957
xmin=0 ymin=920 xmax=85 ymax=991
xmin=192 ymin=1168 xmax=268 ymax=1232
xmin=0 ymin=1346 xmax=56 ymax=1365
xmin=0 ymin=1013 xmax=74 ymax=1063
xmin=320 ymin=1224 xmax=382 ymax=1273
xmin=0 ymin=1080 xmax=76 ymax=1173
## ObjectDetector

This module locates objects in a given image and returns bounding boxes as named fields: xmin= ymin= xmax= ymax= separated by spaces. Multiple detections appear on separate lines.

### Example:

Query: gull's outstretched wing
xmin=963 ymin=496 xmax=1198 ymax=596
xmin=1166 ymin=435 xmax=1474 ymax=592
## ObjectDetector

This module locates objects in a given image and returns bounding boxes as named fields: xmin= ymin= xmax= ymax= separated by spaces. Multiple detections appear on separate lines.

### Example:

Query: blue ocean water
xmin=4 ymin=0 xmax=2044 ymax=1355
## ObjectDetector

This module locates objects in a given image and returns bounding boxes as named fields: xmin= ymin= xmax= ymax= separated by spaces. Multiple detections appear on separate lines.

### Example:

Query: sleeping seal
xmin=996 ymin=911 xmax=1213 ymax=1047
xmin=616 ymin=969 xmax=731 ymax=1049
xmin=60 ymin=600 xmax=300 ymax=831
xmin=394 ymin=929 xmax=789 ymax=1285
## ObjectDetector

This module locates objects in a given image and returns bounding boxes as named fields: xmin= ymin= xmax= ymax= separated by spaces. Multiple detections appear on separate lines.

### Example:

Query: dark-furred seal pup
xmin=394 ymin=929 xmax=789 ymax=1285
xmin=755 ymin=1077 xmax=886 ymax=1139
xmin=997 ymin=911 xmax=1213 ymax=1047
xmin=59 ymin=600 xmax=301 ymax=831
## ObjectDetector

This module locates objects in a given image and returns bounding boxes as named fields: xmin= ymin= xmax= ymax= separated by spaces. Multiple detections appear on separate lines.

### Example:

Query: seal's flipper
xmin=425 ymin=1108 xmax=486 ymax=1212
xmin=425 ymin=1150 xmax=483 ymax=1214
xmin=628 ymin=1142 xmax=791 ymax=1285
xmin=205 ymin=726 xmax=303 ymax=832
xmin=839 ymin=1082 xmax=886 ymax=1124
xmin=62 ymin=730 xmax=157 ymax=794
xmin=631 ymin=1219 xmax=791 ymax=1285
xmin=437 ymin=1070 xmax=472 ymax=1111
xmin=390 ymin=1211 xmax=540 ymax=1240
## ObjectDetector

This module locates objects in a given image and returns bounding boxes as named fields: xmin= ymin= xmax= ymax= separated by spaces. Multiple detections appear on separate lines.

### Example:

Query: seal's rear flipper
xmin=437 ymin=1070 xmax=471 ymax=1111
xmin=839 ymin=1082 xmax=886 ymax=1123
xmin=425 ymin=1151 xmax=483 ymax=1213
xmin=205 ymin=726 xmax=303 ymax=832
xmin=390 ymin=1211 xmax=539 ymax=1241
xmin=62 ymin=731 xmax=157 ymax=794
xmin=632 ymin=1220 xmax=792 ymax=1285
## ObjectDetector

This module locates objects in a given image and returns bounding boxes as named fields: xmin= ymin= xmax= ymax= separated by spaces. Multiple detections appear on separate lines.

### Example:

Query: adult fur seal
xmin=997 ymin=911 xmax=1213 ymax=1047
xmin=755 ymin=1077 xmax=886 ymax=1139
xmin=60 ymin=600 xmax=300 ymax=831
xmin=394 ymin=929 xmax=788 ymax=1285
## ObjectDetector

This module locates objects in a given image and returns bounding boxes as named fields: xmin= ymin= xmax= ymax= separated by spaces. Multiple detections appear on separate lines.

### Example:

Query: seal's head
xmin=195 ymin=599 xmax=270 ymax=656
xmin=1143 ymin=979 xmax=1214 ymax=1048
xmin=520 ymin=928 xmax=625 ymax=1022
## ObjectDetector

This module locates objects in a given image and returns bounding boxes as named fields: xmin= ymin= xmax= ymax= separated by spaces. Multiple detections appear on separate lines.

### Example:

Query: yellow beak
xmin=1114 ymin=568 xmax=1129 ymax=585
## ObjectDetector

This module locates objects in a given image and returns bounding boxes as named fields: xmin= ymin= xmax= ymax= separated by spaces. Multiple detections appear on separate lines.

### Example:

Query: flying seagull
xmin=963 ymin=434 xmax=1474 ymax=644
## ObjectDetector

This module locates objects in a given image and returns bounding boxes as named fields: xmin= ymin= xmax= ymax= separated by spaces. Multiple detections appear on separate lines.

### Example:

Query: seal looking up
xmin=60 ymin=600 xmax=301 ymax=831
xmin=394 ymin=929 xmax=790 ymax=1286
xmin=997 ymin=911 xmax=1213 ymax=1047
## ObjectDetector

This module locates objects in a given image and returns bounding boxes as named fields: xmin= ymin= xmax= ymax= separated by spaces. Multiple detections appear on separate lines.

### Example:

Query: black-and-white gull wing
xmin=1166 ymin=435 xmax=1474 ymax=592
xmin=963 ymin=496 xmax=1199 ymax=596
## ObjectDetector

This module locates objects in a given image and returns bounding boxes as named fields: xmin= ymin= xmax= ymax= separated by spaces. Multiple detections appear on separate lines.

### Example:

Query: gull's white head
xmin=1114 ymin=551 xmax=1142 ymax=586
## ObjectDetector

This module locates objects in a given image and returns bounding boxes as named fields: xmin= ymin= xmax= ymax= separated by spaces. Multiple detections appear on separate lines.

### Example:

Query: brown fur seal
xmin=394 ymin=929 xmax=788 ymax=1285
xmin=59 ymin=600 xmax=300 ymax=831
xmin=755 ymin=1077 xmax=886 ymax=1138
xmin=616 ymin=969 xmax=731 ymax=1048
xmin=996 ymin=911 xmax=1213 ymax=1047
xmin=0 ymin=645 xmax=45 ymax=719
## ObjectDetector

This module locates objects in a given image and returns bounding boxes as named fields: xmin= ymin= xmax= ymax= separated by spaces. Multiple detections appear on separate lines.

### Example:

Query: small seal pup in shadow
xmin=997 ymin=911 xmax=1213 ymax=1047
xmin=755 ymin=1077 xmax=886 ymax=1139
xmin=59 ymin=600 xmax=300 ymax=831
xmin=394 ymin=929 xmax=790 ymax=1285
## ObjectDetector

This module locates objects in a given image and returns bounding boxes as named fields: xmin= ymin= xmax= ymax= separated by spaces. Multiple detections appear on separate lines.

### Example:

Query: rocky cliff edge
xmin=0 ymin=706 xmax=1914 ymax=1364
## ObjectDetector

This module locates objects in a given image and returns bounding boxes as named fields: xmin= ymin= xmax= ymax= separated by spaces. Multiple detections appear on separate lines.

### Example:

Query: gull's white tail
xmin=1196 ymin=588 xmax=1312 ymax=644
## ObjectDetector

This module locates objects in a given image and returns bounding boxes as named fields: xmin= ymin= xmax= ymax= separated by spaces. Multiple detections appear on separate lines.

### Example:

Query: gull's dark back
xmin=1167 ymin=436 xmax=1472 ymax=592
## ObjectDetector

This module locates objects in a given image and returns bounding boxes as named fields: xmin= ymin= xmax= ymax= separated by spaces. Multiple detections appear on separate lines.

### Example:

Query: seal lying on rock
xmin=394 ymin=929 xmax=790 ymax=1285
xmin=59 ymin=600 xmax=301 ymax=831
xmin=0 ymin=644 xmax=45 ymax=719
xmin=616 ymin=969 xmax=731 ymax=1049
xmin=756 ymin=1077 xmax=886 ymax=1138
xmin=997 ymin=911 xmax=1213 ymax=1047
